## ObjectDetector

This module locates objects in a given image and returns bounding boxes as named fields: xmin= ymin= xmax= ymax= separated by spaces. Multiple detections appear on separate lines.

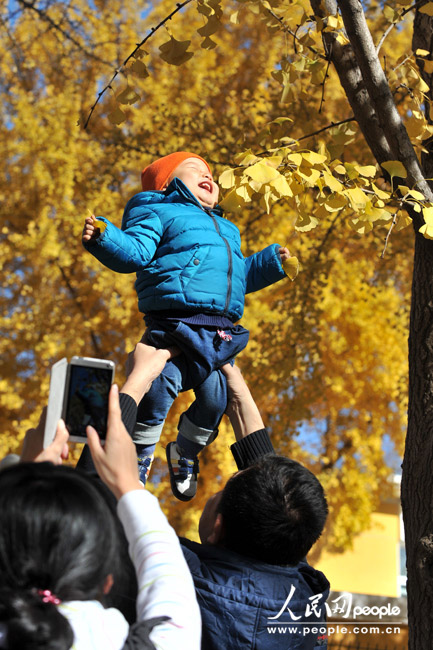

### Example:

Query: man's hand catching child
xmin=82 ymin=213 xmax=101 ymax=242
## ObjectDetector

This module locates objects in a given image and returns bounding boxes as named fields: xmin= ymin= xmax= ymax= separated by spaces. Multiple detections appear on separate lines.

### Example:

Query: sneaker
xmin=137 ymin=455 xmax=154 ymax=485
xmin=166 ymin=442 xmax=199 ymax=501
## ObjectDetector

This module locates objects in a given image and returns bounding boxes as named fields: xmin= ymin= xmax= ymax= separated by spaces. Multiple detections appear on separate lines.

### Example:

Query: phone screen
xmin=64 ymin=364 xmax=112 ymax=439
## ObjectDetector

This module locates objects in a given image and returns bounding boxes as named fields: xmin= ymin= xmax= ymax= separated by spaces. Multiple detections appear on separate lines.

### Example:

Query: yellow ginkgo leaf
xmin=201 ymin=36 xmax=217 ymax=50
xmin=354 ymin=165 xmax=377 ymax=177
xmin=345 ymin=187 xmax=369 ymax=210
xmin=301 ymin=151 xmax=327 ymax=165
xmin=323 ymin=170 xmax=344 ymax=192
xmin=107 ymin=106 xmax=127 ymax=124
xmin=197 ymin=15 xmax=221 ymax=37
xmin=295 ymin=213 xmax=319 ymax=232
xmin=287 ymin=153 xmax=303 ymax=167
xmin=270 ymin=174 xmax=293 ymax=197
xmin=395 ymin=211 xmax=413 ymax=232
xmin=371 ymin=182 xmax=390 ymax=200
xmin=422 ymin=206 xmax=433 ymax=226
xmin=233 ymin=150 xmax=260 ymax=166
xmin=159 ymin=37 xmax=194 ymax=66
xmin=219 ymin=189 xmax=242 ymax=213
xmin=420 ymin=2 xmax=433 ymax=15
xmin=349 ymin=219 xmax=373 ymax=234
xmin=245 ymin=161 xmax=280 ymax=184
xmin=381 ymin=160 xmax=407 ymax=180
xmin=218 ymin=168 xmax=236 ymax=189
xmin=116 ymin=87 xmax=140 ymax=105
xmin=282 ymin=255 xmax=299 ymax=281
xmin=129 ymin=60 xmax=149 ymax=78
xmin=419 ymin=223 xmax=433 ymax=239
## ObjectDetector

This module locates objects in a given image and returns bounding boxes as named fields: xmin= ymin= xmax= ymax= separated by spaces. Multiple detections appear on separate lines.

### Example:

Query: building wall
xmin=315 ymin=502 xmax=401 ymax=598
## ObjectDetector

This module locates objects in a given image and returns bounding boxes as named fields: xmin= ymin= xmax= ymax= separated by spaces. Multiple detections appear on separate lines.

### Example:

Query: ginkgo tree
xmin=0 ymin=0 xmax=427 ymax=642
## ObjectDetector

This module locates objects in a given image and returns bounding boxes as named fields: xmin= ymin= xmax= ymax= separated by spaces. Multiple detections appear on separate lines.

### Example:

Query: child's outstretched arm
xmin=244 ymin=243 xmax=289 ymax=293
xmin=82 ymin=197 xmax=163 ymax=274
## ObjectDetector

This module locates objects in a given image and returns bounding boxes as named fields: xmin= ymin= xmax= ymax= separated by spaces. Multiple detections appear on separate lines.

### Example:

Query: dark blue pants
xmin=134 ymin=321 xmax=249 ymax=446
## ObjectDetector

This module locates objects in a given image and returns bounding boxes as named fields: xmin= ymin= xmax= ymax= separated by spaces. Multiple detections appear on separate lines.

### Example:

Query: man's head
xmin=199 ymin=455 xmax=328 ymax=566
xmin=141 ymin=152 xmax=219 ymax=209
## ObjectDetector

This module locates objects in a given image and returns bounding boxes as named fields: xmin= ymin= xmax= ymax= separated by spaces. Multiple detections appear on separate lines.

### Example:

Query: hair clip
xmin=37 ymin=589 xmax=61 ymax=605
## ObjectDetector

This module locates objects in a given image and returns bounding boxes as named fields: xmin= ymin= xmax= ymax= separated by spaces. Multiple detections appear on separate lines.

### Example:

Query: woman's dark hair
xmin=0 ymin=462 xmax=125 ymax=650
xmin=219 ymin=455 xmax=328 ymax=566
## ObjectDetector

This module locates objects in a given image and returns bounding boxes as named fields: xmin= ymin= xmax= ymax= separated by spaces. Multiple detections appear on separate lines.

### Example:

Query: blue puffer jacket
xmin=181 ymin=539 xmax=330 ymax=649
xmin=83 ymin=178 xmax=286 ymax=321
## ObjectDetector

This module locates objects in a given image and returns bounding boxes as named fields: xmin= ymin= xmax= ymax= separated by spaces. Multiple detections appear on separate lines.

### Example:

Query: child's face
xmin=167 ymin=157 xmax=219 ymax=209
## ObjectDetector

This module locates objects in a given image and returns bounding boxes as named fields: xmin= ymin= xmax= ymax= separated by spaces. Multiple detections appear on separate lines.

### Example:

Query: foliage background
xmin=0 ymin=0 xmax=414 ymax=552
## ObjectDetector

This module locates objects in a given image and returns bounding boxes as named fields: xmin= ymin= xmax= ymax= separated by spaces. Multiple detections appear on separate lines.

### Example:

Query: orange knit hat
xmin=141 ymin=152 xmax=211 ymax=191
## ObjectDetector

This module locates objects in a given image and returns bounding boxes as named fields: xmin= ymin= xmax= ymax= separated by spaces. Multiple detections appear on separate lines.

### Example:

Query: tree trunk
xmin=402 ymin=226 xmax=433 ymax=650
xmin=401 ymin=8 xmax=433 ymax=649
xmin=309 ymin=1 xmax=433 ymax=647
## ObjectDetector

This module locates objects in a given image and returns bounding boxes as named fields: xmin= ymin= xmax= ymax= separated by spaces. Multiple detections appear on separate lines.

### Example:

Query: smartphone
xmin=44 ymin=356 xmax=115 ymax=447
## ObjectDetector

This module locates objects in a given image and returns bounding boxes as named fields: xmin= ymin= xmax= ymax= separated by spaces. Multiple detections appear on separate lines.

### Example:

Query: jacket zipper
xmin=172 ymin=180 xmax=233 ymax=315
xmin=207 ymin=211 xmax=233 ymax=315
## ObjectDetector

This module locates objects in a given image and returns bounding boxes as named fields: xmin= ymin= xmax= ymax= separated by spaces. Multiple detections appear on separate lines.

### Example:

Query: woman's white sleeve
xmin=117 ymin=490 xmax=201 ymax=650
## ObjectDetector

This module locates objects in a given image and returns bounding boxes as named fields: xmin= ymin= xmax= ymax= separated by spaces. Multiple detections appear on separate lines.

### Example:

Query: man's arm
xmin=221 ymin=364 xmax=275 ymax=470
xmin=221 ymin=363 xmax=265 ymax=440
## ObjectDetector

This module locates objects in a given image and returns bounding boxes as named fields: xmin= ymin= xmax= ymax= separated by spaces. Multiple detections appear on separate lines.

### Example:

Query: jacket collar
xmin=165 ymin=177 xmax=224 ymax=217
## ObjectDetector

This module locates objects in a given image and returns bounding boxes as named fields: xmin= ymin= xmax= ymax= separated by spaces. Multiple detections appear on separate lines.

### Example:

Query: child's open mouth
xmin=199 ymin=181 xmax=213 ymax=193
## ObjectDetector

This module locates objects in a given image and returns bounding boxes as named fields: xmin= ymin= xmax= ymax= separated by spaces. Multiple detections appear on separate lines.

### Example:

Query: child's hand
xmin=279 ymin=246 xmax=291 ymax=262
xmin=82 ymin=214 xmax=101 ymax=242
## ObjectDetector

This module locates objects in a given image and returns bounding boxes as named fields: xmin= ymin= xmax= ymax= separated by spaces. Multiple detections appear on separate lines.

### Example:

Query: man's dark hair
xmin=218 ymin=455 xmax=328 ymax=566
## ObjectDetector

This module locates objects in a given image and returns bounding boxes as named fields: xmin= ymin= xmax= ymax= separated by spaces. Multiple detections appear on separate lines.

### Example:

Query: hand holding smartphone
xmin=44 ymin=356 xmax=115 ymax=447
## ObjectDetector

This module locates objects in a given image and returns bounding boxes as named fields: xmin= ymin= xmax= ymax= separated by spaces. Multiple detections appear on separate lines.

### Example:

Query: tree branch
xmin=83 ymin=0 xmax=194 ymax=129
xmin=298 ymin=116 xmax=355 ymax=141
xmin=263 ymin=7 xmax=326 ymax=60
xmin=310 ymin=0 xmax=394 ymax=167
xmin=376 ymin=0 xmax=427 ymax=54
xmin=17 ymin=0 xmax=112 ymax=67
xmin=336 ymin=0 xmax=433 ymax=201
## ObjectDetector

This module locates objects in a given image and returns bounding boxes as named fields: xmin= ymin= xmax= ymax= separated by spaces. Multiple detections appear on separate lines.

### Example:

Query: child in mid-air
xmin=83 ymin=152 xmax=289 ymax=500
